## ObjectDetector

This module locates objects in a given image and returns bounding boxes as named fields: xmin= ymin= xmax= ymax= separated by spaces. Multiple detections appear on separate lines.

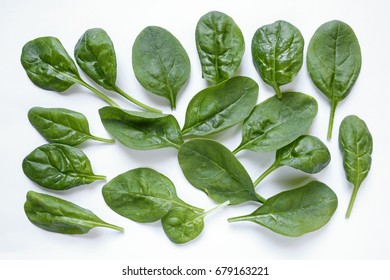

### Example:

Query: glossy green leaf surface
xmin=21 ymin=36 xmax=80 ymax=92
xmin=195 ymin=11 xmax=245 ymax=84
xmin=22 ymin=143 xmax=105 ymax=190
xmin=102 ymin=168 xmax=202 ymax=223
xmin=28 ymin=106 xmax=114 ymax=146
xmin=132 ymin=26 xmax=190 ymax=109
xmin=252 ymin=20 xmax=304 ymax=98
xmin=228 ymin=181 xmax=338 ymax=237
xmin=99 ymin=106 xmax=183 ymax=150
xmin=339 ymin=115 xmax=373 ymax=218
xmin=307 ymin=20 xmax=362 ymax=139
xmin=24 ymin=191 xmax=123 ymax=234
xmin=182 ymin=76 xmax=258 ymax=136
xmin=178 ymin=139 xmax=260 ymax=205
xmin=74 ymin=28 xmax=117 ymax=90
xmin=234 ymin=92 xmax=318 ymax=154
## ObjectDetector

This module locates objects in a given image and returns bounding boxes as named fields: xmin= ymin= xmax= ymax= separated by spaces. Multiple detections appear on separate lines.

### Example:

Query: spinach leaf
xmin=102 ymin=168 xmax=203 ymax=223
xmin=254 ymin=135 xmax=331 ymax=186
xmin=182 ymin=76 xmax=258 ymax=136
xmin=252 ymin=20 xmax=304 ymax=98
xmin=178 ymin=139 xmax=263 ymax=205
xmin=22 ymin=143 xmax=105 ymax=190
xmin=195 ymin=11 xmax=245 ymax=84
xmin=21 ymin=36 xmax=120 ymax=107
xmin=132 ymin=26 xmax=190 ymax=109
xmin=99 ymin=106 xmax=183 ymax=150
xmin=74 ymin=28 xmax=160 ymax=113
xmin=228 ymin=181 xmax=338 ymax=237
xmin=162 ymin=201 xmax=229 ymax=244
xmin=339 ymin=115 xmax=373 ymax=218
xmin=28 ymin=106 xmax=114 ymax=146
xmin=307 ymin=20 xmax=362 ymax=139
xmin=25 ymin=191 xmax=123 ymax=234
xmin=233 ymin=92 xmax=318 ymax=154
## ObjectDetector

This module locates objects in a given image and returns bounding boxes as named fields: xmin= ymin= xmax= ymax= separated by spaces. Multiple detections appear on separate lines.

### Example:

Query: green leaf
xmin=178 ymin=139 xmax=261 ymax=205
xmin=233 ymin=92 xmax=318 ymax=154
xmin=132 ymin=26 xmax=191 ymax=109
xmin=99 ymin=106 xmax=183 ymax=150
xmin=254 ymin=135 xmax=331 ymax=186
xmin=195 ymin=11 xmax=245 ymax=84
xmin=161 ymin=201 xmax=229 ymax=244
xmin=252 ymin=20 xmax=304 ymax=98
xmin=307 ymin=20 xmax=362 ymax=139
xmin=28 ymin=106 xmax=114 ymax=146
xmin=228 ymin=181 xmax=338 ymax=237
xmin=339 ymin=115 xmax=373 ymax=218
xmin=102 ymin=168 xmax=202 ymax=223
xmin=182 ymin=76 xmax=258 ymax=136
xmin=22 ymin=143 xmax=105 ymax=190
xmin=24 ymin=191 xmax=123 ymax=234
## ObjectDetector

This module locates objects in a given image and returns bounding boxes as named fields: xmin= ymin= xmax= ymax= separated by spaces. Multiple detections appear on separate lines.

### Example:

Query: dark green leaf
xmin=102 ymin=168 xmax=202 ymax=223
xmin=252 ymin=20 xmax=304 ymax=98
xmin=307 ymin=20 xmax=362 ymax=139
xmin=178 ymin=139 xmax=260 ymax=205
xmin=339 ymin=115 xmax=373 ymax=218
xmin=195 ymin=11 xmax=245 ymax=84
xmin=24 ymin=191 xmax=123 ymax=234
xmin=228 ymin=181 xmax=338 ymax=237
xmin=28 ymin=106 xmax=114 ymax=146
xmin=132 ymin=26 xmax=190 ymax=109
xmin=99 ymin=106 xmax=183 ymax=150
xmin=22 ymin=143 xmax=105 ymax=190
xmin=21 ymin=36 xmax=80 ymax=92
xmin=182 ymin=76 xmax=258 ymax=136
xmin=234 ymin=92 xmax=318 ymax=154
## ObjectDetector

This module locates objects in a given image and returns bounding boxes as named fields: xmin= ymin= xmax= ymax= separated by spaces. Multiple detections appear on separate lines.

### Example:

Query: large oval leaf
xmin=307 ymin=20 xmax=362 ymax=139
xmin=252 ymin=20 xmax=304 ymax=98
xmin=234 ymin=92 xmax=318 ymax=154
xmin=178 ymin=139 xmax=260 ymax=205
xmin=21 ymin=36 xmax=81 ymax=92
xmin=182 ymin=76 xmax=258 ymax=136
xmin=228 ymin=181 xmax=338 ymax=237
xmin=132 ymin=26 xmax=190 ymax=109
xmin=99 ymin=106 xmax=183 ymax=150
xmin=22 ymin=143 xmax=105 ymax=190
xmin=25 ymin=191 xmax=123 ymax=234
xmin=195 ymin=11 xmax=245 ymax=84
xmin=102 ymin=168 xmax=202 ymax=223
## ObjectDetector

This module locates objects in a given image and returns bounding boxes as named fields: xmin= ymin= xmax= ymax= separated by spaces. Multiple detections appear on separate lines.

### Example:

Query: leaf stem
xmin=232 ymin=145 xmax=243 ymax=155
xmin=114 ymin=86 xmax=162 ymax=113
xmin=77 ymin=79 xmax=121 ymax=108
xmin=253 ymin=162 xmax=280 ymax=188
xmin=255 ymin=193 xmax=266 ymax=204
xmin=327 ymin=99 xmax=338 ymax=140
xmin=273 ymin=84 xmax=283 ymax=99
xmin=89 ymin=135 xmax=115 ymax=144
xmin=99 ymin=222 xmax=124 ymax=232
xmin=200 ymin=200 xmax=230 ymax=218
xmin=346 ymin=184 xmax=360 ymax=218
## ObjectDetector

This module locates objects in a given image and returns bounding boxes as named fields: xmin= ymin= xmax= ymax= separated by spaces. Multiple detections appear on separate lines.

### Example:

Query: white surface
xmin=1 ymin=0 xmax=389 ymax=260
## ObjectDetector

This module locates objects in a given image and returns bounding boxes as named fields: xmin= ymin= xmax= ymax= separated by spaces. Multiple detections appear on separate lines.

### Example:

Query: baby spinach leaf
xmin=21 ymin=36 xmax=120 ymax=107
xmin=233 ymin=92 xmax=318 ymax=154
xmin=28 ymin=106 xmax=114 ymax=146
xmin=132 ymin=26 xmax=190 ymax=109
xmin=228 ymin=181 xmax=338 ymax=237
xmin=74 ymin=28 xmax=160 ymax=113
xmin=195 ymin=11 xmax=245 ymax=84
xmin=182 ymin=76 xmax=258 ymax=136
xmin=99 ymin=106 xmax=183 ymax=150
xmin=339 ymin=115 xmax=373 ymax=218
xmin=162 ymin=201 xmax=229 ymax=244
xmin=102 ymin=168 xmax=203 ymax=223
xmin=252 ymin=20 xmax=304 ymax=98
xmin=22 ymin=143 xmax=105 ymax=190
xmin=178 ymin=139 xmax=263 ymax=205
xmin=24 ymin=191 xmax=123 ymax=234
xmin=254 ymin=135 xmax=331 ymax=186
xmin=307 ymin=20 xmax=362 ymax=139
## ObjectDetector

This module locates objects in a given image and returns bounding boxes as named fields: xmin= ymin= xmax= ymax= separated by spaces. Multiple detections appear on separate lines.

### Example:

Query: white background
xmin=1 ymin=0 xmax=389 ymax=265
